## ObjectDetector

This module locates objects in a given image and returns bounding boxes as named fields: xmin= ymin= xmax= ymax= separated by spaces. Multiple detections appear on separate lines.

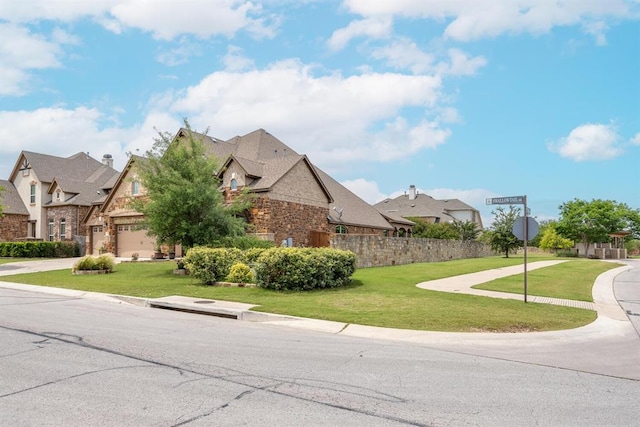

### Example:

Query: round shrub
xmin=226 ymin=262 xmax=255 ymax=283
xmin=183 ymin=246 xmax=245 ymax=285
xmin=254 ymin=247 xmax=356 ymax=291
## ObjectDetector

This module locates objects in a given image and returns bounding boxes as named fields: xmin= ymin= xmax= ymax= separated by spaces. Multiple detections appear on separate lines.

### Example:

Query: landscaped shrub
xmin=72 ymin=254 xmax=115 ymax=272
xmin=244 ymin=247 xmax=268 ymax=263
xmin=211 ymin=236 xmax=276 ymax=250
xmin=183 ymin=246 xmax=245 ymax=285
xmin=94 ymin=254 xmax=116 ymax=270
xmin=73 ymin=256 xmax=97 ymax=272
xmin=0 ymin=241 xmax=79 ymax=258
xmin=226 ymin=262 xmax=255 ymax=283
xmin=557 ymin=250 xmax=579 ymax=258
xmin=254 ymin=247 xmax=356 ymax=291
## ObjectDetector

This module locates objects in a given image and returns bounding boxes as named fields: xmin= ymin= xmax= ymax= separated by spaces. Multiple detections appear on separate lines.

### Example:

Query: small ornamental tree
xmin=539 ymin=226 xmax=573 ymax=254
xmin=487 ymin=205 xmax=522 ymax=258
xmin=130 ymin=119 xmax=253 ymax=250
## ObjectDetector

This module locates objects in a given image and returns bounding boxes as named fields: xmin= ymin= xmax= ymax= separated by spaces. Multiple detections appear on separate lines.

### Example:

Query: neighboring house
xmin=97 ymin=128 xmax=401 ymax=255
xmin=1 ymin=151 xmax=119 ymax=244
xmin=374 ymin=184 xmax=483 ymax=229
xmin=88 ymin=155 xmax=156 ymax=257
xmin=204 ymin=128 xmax=397 ymax=245
xmin=0 ymin=179 xmax=29 ymax=241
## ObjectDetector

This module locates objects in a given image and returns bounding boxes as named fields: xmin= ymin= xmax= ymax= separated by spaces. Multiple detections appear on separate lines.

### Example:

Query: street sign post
xmin=486 ymin=195 xmax=531 ymax=302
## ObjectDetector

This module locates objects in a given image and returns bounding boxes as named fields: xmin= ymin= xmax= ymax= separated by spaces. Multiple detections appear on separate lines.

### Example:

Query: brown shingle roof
xmin=0 ymin=180 xmax=28 ymax=215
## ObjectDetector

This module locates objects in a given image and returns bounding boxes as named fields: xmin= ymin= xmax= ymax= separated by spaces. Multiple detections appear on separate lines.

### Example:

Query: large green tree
xmin=487 ymin=205 xmax=522 ymax=258
xmin=556 ymin=198 xmax=640 ymax=256
xmin=409 ymin=217 xmax=459 ymax=240
xmin=131 ymin=120 xmax=252 ymax=250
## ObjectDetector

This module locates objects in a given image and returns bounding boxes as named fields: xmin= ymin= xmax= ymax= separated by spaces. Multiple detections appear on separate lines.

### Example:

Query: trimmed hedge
xmin=254 ymin=247 xmax=357 ymax=291
xmin=0 ymin=241 xmax=80 ymax=258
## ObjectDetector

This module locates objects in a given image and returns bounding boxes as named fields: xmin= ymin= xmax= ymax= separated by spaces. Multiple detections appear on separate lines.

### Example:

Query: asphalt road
xmin=1 ymin=283 xmax=639 ymax=426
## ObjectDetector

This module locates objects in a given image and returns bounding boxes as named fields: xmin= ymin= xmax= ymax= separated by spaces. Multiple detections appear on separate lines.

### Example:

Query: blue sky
xmin=1 ymin=0 xmax=638 ymax=226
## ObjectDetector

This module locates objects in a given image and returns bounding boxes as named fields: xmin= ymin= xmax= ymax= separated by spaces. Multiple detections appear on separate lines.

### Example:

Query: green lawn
xmin=473 ymin=259 xmax=620 ymax=301
xmin=0 ymin=254 xmax=612 ymax=333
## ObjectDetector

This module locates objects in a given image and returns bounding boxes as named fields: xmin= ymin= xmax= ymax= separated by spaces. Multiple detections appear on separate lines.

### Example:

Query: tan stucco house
xmin=0 ymin=152 xmax=119 ymax=246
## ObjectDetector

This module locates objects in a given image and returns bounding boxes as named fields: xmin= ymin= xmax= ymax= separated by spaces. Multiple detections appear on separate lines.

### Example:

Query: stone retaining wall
xmin=330 ymin=234 xmax=494 ymax=268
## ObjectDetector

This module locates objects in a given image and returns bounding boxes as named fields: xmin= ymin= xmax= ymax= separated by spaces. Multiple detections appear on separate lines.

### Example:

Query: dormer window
xmin=230 ymin=178 xmax=238 ymax=191
xmin=56 ymin=189 xmax=62 ymax=201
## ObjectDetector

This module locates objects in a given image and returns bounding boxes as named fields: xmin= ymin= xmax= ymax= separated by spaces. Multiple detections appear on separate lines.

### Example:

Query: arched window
xmin=60 ymin=218 xmax=66 ymax=240
xmin=131 ymin=179 xmax=139 ymax=196
xmin=48 ymin=219 xmax=54 ymax=242
xmin=335 ymin=225 xmax=348 ymax=234
xmin=230 ymin=178 xmax=238 ymax=191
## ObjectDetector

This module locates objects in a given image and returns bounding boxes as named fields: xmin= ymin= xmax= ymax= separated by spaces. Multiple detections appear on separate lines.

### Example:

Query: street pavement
xmin=1 ymin=256 xmax=639 ymax=380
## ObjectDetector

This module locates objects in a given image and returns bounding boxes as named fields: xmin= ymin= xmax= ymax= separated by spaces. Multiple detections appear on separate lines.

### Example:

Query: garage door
xmin=92 ymin=226 xmax=105 ymax=255
xmin=116 ymin=224 xmax=156 ymax=258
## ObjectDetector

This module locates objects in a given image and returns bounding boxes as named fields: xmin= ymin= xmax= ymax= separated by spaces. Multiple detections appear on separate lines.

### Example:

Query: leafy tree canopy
xmin=409 ymin=217 xmax=459 ymax=240
xmin=556 ymin=198 xmax=640 ymax=255
xmin=130 ymin=120 xmax=252 ymax=249
xmin=538 ymin=225 xmax=573 ymax=253
xmin=487 ymin=205 xmax=522 ymax=258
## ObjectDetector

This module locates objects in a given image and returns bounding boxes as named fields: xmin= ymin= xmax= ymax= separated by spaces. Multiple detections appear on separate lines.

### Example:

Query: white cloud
xmin=168 ymin=60 xmax=449 ymax=166
xmin=109 ymin=0 xmax=270 ymax=40
xmin=370 ymin=37 xmax=435 ymax=74
xmin=155 ymin=38 xmax=202 ymax=66
xmin=548 ymin=123 xmax=623 ymax=161
xmin=630 ymin=132 xmax=640 ymax=145
xmin=0 ymin=0 xmax=278 ymax=41
xmin=439 ymin=48 xmax=487 ymax=76
xmin=327 ymin=16 xmax=393 ymax=51
xmin=341 ymin=178 xmax=388 ymax=204
xmin=0 ymin=23 xmax=66 ymax=95
xmin=341 ymin=0 xmax=633 ymax=43
xmin=222 ymin=45 xmax=255 ymax=71
xmin=0 ymin=106 xmax=180 ymax=177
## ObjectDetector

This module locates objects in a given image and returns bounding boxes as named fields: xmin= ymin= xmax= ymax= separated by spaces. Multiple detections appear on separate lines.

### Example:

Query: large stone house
xmin=374 ymin=184 xmax=483 ymax=229
xmin=0 ymin=151 xmax=119 ymax=245
xmin=91 ymin=128 xmax=407 ymax=257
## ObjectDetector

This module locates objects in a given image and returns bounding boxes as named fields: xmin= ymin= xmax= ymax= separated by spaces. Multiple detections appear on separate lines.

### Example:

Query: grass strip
xmin=0 ymin=255 xmax=600 ymax=332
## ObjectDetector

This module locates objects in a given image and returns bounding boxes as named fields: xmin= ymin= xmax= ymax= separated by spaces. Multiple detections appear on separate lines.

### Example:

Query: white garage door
xmin=117 ymin=224 xmax=156 ymax=258
xmin=92 ymin=226 xmax=105 ymax=255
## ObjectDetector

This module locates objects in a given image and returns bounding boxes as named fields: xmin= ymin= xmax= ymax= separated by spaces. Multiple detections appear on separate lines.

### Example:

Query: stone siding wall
xmin=47 ymin=205 xmax=88 ymax=241
xmin=248 ymin=196 xmax=330 ymax=246
xmin=331 ymin=234 xmax=495 ymax=268
xmin=0 ymin=214 xmax=28 ymax=241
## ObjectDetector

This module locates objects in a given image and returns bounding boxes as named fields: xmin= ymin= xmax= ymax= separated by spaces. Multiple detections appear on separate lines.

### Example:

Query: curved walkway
xmin=416 ymin=260 xmax=596 ymax=310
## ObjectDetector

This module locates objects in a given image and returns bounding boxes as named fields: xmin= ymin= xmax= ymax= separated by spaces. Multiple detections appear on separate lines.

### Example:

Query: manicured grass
xmin=473 ymin=259 xmax=622 ymax=301
xmin=0 ymin=255 xmax=601 ymax=332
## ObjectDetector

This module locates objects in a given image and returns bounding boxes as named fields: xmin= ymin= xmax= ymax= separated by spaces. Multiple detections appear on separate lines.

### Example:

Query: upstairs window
xmin=230 ymin=178 xmax=238 ymax=191
xmin=30 ymin=184 xmax=36 ymax=204
xmin=131 ymin=180 xmax=139 ymax=196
